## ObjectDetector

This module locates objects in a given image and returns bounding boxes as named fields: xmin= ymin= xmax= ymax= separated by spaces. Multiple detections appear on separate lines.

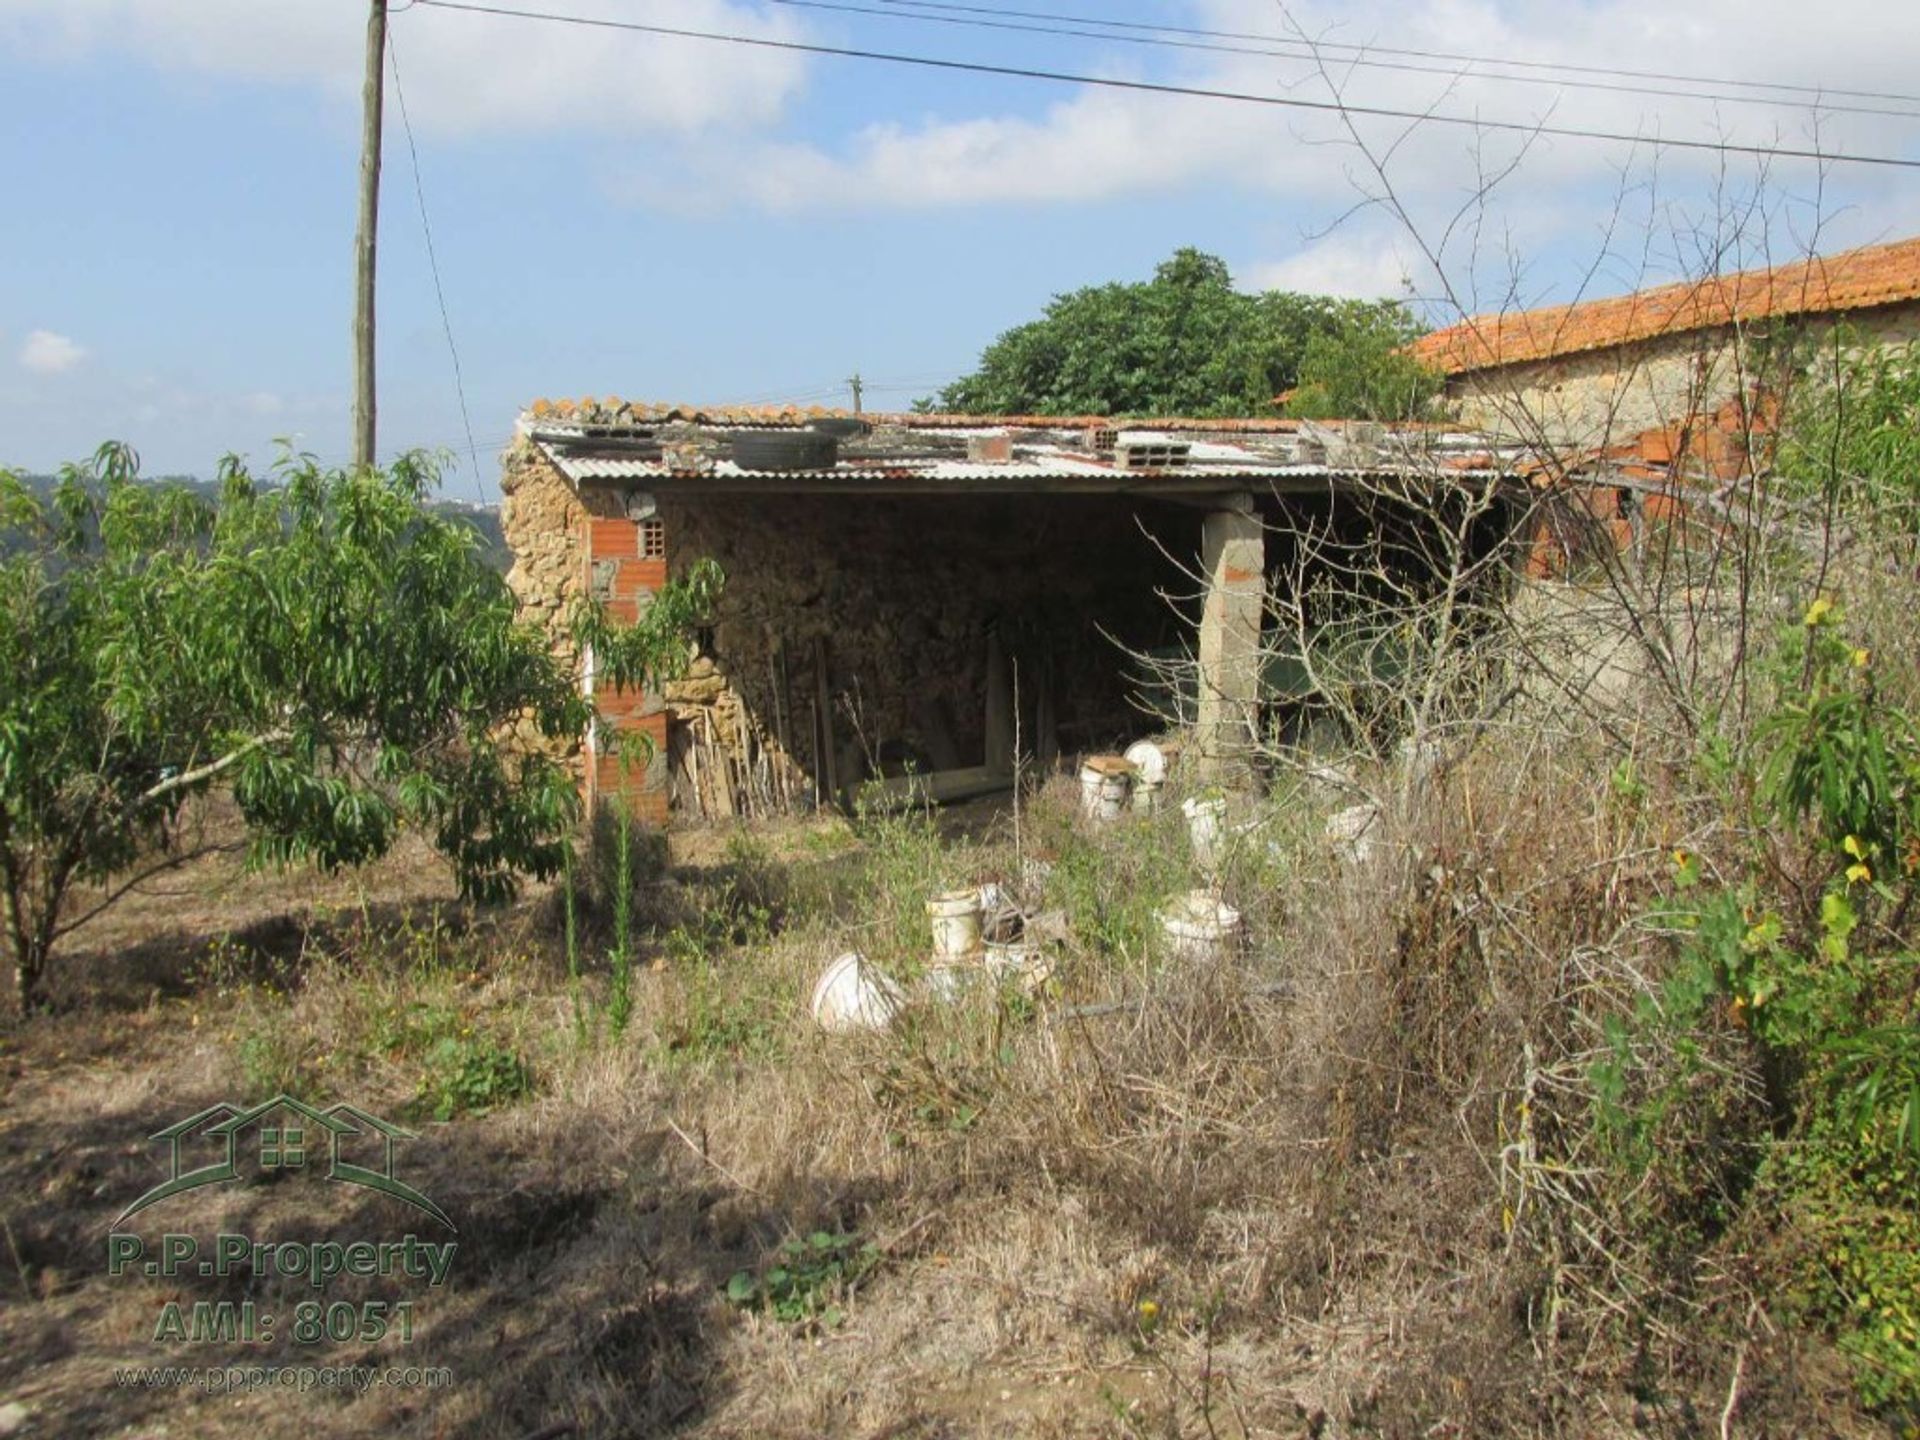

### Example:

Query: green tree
xmin=1283 ymin=304 xmax=1444 ymax=421
xmin=930 ymin=247 xmax=1433 ymax=418
xmin=0 ymin=443 xmax=711 ymax=1010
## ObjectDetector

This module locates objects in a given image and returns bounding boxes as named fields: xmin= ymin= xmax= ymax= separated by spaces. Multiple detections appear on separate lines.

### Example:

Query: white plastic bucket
xmin=811 ymin=952 xmax=906 ymax=1032
xmin=1157 ymin=890 xmax=1243 ymax=963
xmin=1123 ymin=740 xmax=1169 ymax=787
xmin=1324 ymin=803 xmax=1380 ymax=864
xmin=1183 ymin=794 xmax=1228 ymax=871
xmin=1079 ymin=759 xmax=1133 ymax=820
xmin=984 ymin=937 xmax=1051 ymax=992
xmin=926 ymin=888 xmax=984 ymax=958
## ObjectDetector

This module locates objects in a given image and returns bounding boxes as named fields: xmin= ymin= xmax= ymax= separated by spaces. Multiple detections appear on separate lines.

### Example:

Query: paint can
xmin=1078 ymin=756 xmax=1134 ymax=820
xmin=926 ymin=888 xmax=984 ymax=958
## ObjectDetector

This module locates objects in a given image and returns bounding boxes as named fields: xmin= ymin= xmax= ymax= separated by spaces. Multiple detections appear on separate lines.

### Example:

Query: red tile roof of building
xmin=1411 ymin=234 xmax=1920 ymax=376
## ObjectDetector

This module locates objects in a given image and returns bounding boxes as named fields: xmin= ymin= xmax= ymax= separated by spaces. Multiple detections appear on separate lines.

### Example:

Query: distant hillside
xmin=3 ymin=473 xmax=508 ymax=573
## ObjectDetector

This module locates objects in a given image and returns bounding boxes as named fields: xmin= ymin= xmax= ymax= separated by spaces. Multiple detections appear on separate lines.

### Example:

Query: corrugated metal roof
xmin=545 ymin=452 xmax=1362 ymax=485
xmin=519 ymin=408 xmax=1520 ymax=494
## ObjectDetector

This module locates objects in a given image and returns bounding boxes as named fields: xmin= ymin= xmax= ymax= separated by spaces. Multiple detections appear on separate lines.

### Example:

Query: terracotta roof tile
xmin=1412 ymin=233 xmax=1920 ymax=375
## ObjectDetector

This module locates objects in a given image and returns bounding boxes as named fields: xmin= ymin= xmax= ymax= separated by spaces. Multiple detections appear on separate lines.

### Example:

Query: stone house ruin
xmin=1414 ymin=233 xmax=1920 ymax=450
xmin=499 ymin=404 xmax=1524 ymax=822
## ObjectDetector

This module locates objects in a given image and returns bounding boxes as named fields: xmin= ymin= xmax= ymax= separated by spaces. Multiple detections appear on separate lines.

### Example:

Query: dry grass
xmin=0 ymin=692 xmax=1889 ymax=1439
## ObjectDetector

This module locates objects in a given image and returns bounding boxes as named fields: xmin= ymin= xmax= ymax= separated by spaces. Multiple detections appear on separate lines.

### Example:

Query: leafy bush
xmin=1777 ymin=329 xmax=1920 ymax=529
xmin=1284 ymin=307 xmax=1445 ymax=421
xmin=0 ymin=443 xmax=713 ymax=1010
xmin=1596 ymin=595 xmax=1920 ymax=1416
xmin=417 ymin=1034 xmax=533 ymax=1121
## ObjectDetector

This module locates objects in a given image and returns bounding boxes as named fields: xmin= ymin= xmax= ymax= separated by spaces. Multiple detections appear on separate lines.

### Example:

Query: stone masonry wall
xmin=659 ymin=493 xmax=1196 ymax=811
xmin=497 ymin=439 xmax=1197 ymax=820
xmin=500 ymin=440 xmax=587 ymax=652
xmin=1445 ymin=302 xmax=1920 ymax=448
xmin=499 ymin=440 xmax=670 ymax=822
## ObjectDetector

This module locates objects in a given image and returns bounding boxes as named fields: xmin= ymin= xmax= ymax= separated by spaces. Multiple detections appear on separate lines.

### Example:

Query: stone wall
xmin=659 ymin=493 xmax=1198 ymax=810
xmin=497 ymin=440 xmax=1200 ymax=820
xmin=1444 ymin=301 xmax=1920 ymax=448
xmin=499 ymin=441 xmax=671 ymax=820
xmin=499 ymin=440 xmax=587 ymax=652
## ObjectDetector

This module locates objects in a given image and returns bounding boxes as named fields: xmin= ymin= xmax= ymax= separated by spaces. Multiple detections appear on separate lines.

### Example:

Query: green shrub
xmin=1598 ymin=596 xmax=1920 ymax=1416
xmin=725 ymin=1230 xmax=880 ymax=1328
xmin=417 ymin=1034 xmax=532 ymax=1121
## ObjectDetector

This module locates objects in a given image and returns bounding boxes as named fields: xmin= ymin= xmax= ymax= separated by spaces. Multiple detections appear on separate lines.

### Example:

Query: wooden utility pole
xmin=352 ymin=0 xmax=387 ymax=471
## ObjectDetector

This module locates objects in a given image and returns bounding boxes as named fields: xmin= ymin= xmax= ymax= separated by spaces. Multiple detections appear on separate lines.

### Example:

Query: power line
xmin=387 ymin=25 xmax=487 ymax=504
xmin=878 ymin=0 xmax=1920 ymax=111
xmin=410 ymin=0 xmax=1920 ymax=172
xmin=766 ymin=0 xmax=1920 ymax=122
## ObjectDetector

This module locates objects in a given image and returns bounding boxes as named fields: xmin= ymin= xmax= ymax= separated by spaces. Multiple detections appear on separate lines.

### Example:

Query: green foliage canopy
xmin=929 ymin=247 xmax=1440 ymax=420
xmin=0 ymin=444 xmax=711 ymax=1009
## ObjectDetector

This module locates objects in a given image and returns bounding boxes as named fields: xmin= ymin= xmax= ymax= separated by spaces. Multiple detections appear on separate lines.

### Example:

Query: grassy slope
xmin=0 ymin=757 xmax=1888 ymax=1439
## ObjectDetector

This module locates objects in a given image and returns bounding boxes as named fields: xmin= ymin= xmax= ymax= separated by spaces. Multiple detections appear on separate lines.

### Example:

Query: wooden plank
xmin=984 ymin=626 xmax=1013 ymax=773
xmin=813 ymin=637 xmax=840 ymax=808
xmin=850 ymin=764 xmax=1015 ymax=812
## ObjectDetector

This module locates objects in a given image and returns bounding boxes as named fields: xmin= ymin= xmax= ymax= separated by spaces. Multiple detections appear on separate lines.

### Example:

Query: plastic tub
xmin=811 ymin=952 xmax=905 ymax=1032
xmin=1157 ymin=890 xmax=1244 ymax=964
xmin=1324 ymin=803 xmax=1380 ymax=864
xmin=1123 ymin=740 xmax=1169 ymax=786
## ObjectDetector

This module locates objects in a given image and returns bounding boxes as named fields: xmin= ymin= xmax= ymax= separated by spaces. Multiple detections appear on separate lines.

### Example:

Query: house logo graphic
xmin=116 ymin=1095 xmax=455 ymax=1232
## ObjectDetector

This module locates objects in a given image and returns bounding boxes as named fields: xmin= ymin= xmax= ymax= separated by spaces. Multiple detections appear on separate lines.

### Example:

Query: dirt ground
xmin=0 ymin=823 xmax=1336 ymax=1440
xmin=2 ymin=785 xmax=1869 ymax=1440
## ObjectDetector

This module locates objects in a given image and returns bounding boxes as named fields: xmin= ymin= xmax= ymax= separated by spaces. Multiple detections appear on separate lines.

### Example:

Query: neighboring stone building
xmin=1413 ymin=234 xmax=1920 ymax=449
xmin=499 ymin=404 xmax=1520 ymax=822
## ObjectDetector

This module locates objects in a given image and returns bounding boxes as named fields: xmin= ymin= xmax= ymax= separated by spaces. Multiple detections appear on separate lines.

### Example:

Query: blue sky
xmin=3 ymin=0 xmax=1917 ymax=493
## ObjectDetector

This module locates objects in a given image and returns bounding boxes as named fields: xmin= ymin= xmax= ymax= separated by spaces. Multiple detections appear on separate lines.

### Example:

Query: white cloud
xmin=0 ymin=0 xmax=810 ymax=137
xmin=1243 ymin=236 xmax=1421 ymax=300
xmin=18 ymin=329 xmax=86 ymax=374
xmin=646 ymin=0 xmax=1920 ymax=245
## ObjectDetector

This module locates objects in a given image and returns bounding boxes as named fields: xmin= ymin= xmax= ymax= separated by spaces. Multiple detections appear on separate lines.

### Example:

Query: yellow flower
xmin=1853 ymin=648 xmax=1871 ymax=668
xmin=1804 ymin=595 xmax=1834 ymax=627
xmin=1137 ymin=1300 xmax=1160 ymax=1323
xmin=1844 ymin=834 xmax=1869 ymax=860
xmin=1847 ymin=861 xmax=1873 ymax=886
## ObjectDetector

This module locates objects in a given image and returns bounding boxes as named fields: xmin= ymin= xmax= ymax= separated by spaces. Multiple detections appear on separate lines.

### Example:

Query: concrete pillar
xmin=1196 ymin=496 xmax=1263 ymax=778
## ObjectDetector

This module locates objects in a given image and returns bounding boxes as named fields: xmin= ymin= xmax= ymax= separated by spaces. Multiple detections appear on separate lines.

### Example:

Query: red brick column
xmin=584 ymin=514 xmax=670 ymax=825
